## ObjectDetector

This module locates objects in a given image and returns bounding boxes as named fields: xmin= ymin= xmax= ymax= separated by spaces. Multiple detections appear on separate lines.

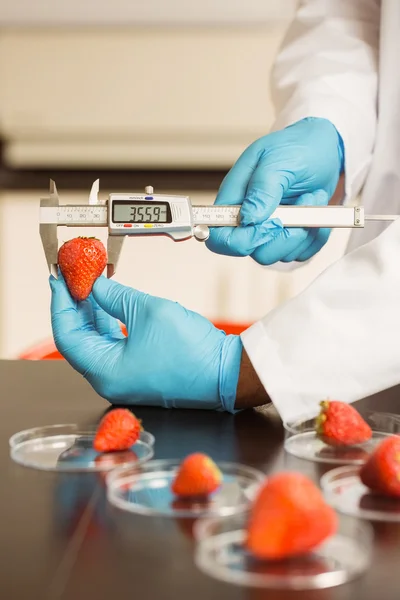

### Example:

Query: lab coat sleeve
xmin=271 ymin=0 xmax=380 ymax=204
xmin=241 ymin=215 xmax=400 ymax=423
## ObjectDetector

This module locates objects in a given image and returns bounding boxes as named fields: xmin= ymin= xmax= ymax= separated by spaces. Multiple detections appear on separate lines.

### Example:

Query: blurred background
xmin=0 ymin=0 xmax=350 ymax=358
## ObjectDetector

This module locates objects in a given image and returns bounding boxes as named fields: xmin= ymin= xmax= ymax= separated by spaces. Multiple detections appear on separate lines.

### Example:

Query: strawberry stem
xmin=316 ymin=401 xmax=329 ymax=435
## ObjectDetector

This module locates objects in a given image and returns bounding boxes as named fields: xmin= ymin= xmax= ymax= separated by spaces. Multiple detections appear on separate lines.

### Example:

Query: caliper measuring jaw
xmin=39 ymin=179 xmax=125 ymax=279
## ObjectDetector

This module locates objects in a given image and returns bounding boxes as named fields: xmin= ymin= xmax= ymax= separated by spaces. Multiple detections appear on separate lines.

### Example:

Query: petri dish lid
xmin=106 ymin=458 xmax=265 ymax=518
xmin=283 ymin=409 xmax=394 ymax=465
xmin=321 ymin=465 xmax=400 ymax=522
xmin=9 ymin=423 xmax=155 ymax=472
xmin=193 ymin=513 xmax=372 ymax=590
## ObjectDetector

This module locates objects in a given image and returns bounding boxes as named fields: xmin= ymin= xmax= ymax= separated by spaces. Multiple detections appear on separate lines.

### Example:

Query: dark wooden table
xmin=2 ymin=360 xmax=400 ymax=600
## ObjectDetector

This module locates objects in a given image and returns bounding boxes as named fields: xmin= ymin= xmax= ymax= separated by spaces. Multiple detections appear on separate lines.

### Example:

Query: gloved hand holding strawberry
xmin=50 ymin=274 xmax=243 ymax=411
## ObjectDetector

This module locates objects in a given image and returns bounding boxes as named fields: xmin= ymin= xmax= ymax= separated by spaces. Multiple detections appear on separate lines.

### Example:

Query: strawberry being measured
xmin=93 ymin=409 xmax=142 ymax=453
xmin=171 ymin=453 xmax=222 ymax=497
xmin=316 ymin=400 xmax=372 ymax=447
xmin=58 ymin=236 xmax=107 ymax=301
xmin=360 ymin=436 xmax=400 ymax=498
xmin=246 ymin=472 xmax=337 ymax=561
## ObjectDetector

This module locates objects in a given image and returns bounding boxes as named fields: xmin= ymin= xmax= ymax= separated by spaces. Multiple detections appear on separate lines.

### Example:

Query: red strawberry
xmin=93 ymin=409 xmax=142 ymax=453
xmin=246 ymin=472 xmax=337 ymax=561
xmin=316 ymin=400 xmax=372 ymax=446
xmin=171 ymin=453 xmax=222 ymax=497
xmin=360 ymin=436 xmax=400 ymax=498
xmin=58 ymin=236 xmax=107 ymax=301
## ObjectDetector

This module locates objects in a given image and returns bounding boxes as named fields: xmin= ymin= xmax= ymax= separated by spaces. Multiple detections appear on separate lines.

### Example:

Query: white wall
xmin=0 ymin=26 xmax=287 ymax=167
xmin=0 ymin=0 xmax=297 ymax=25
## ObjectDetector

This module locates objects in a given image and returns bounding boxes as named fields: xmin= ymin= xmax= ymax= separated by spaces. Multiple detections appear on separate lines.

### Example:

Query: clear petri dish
xmin=9 ymin=423 xmax=155 ymax=448
xmin=106 ymin=459 xmax=265 ymax=518
xmin=284 ymin=410 xmax=394 ymax=465
xmin=321 ymin=465 xmax=400 ymax=522
xmin=365 ymin=410 xmax=400 ymax=434
xmin=9 ymin=423 xmax=155 ymax=472
xmin=193 ymin=513 xmax=372 ymax=590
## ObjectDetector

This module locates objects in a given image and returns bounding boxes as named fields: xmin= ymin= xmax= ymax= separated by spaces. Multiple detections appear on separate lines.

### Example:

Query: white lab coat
xmin=242 ymin=0 xmax=400 ymax=421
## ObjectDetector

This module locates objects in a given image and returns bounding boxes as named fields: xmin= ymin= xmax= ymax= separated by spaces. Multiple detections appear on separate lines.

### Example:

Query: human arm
xmin=235 ymin=349 xmax=270 ymax=410
xmin=241 ymin=213 xmax=400 ymax=422
xmin=50 ymin=271 xmax=272 ymax=411
xmin=50 ymin=274 xmax=244 ymax=412
xmin=271 ymin=0 xmax=380 ymax=203
xmin=206 ymin=0 xmax=380 ymax=265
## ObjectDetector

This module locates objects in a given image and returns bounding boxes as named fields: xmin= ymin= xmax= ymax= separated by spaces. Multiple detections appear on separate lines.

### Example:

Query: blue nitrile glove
xmin=206 ymin=117 xmax=344 ymax=264
xmin=50 ymin=274 xmax=243 ymax=412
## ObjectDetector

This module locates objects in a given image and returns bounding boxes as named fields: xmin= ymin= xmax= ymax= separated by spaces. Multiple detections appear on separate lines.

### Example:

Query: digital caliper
xmin=39 ymin=179 xmax=398 ymax=277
